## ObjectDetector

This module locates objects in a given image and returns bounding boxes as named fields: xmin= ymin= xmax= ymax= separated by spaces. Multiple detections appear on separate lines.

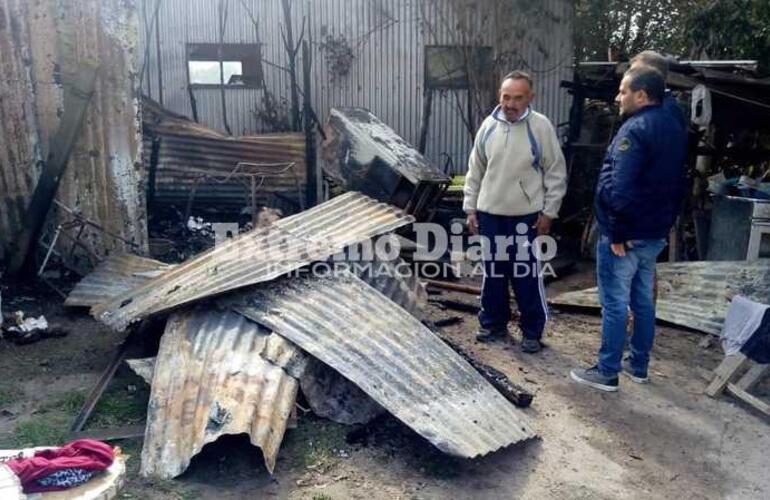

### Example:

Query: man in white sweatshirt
xmin=463 ymin=70 xmax=567 ymax=353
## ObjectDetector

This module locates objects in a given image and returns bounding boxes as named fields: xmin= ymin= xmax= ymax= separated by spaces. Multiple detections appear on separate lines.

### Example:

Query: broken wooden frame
xmin=705 ymin=353 xmax=770 ymax=418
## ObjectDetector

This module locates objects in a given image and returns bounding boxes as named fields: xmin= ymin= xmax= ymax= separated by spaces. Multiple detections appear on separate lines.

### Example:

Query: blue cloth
xmin=594 ymin=103 xmax=688 ymax=244
xmin=477 ymin=211 xmax=548 ymax=339
xmin=596 ymin=235 xmax=666 ymax=375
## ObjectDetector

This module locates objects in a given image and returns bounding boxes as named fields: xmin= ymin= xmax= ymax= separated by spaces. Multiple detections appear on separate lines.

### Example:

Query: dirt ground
xmin=1 ymin=264 xmax=769 ymax=500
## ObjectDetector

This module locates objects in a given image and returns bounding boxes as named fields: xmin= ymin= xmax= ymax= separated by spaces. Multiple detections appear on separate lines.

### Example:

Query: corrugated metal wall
xmin=0 ymin=0 xmax=146 ymax=263
xmin=0 ymin=0 xmax=44 ymax=260
xmin=139 ymin=0 xmax=573 ymax=175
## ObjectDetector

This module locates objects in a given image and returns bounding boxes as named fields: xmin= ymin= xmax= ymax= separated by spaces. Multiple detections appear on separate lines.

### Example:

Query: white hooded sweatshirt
xmin=463 ymin=105 xmax=567 ymax=218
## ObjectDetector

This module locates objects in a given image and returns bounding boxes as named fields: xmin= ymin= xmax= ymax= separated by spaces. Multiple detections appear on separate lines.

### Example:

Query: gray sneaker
xmin=570 ymin=366 xmax=619 ymax=392
xmin=476 ymin=327 xmax=508 ymax=342
xmin=622 ymin=357 xmax=649 ymax=384
xmin=521 ymin=338 xmax=542 ymax=354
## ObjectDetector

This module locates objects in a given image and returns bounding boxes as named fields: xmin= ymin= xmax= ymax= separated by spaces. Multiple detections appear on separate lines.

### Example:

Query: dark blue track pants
xmin=478 ymin=211 xmax=548 ymax=339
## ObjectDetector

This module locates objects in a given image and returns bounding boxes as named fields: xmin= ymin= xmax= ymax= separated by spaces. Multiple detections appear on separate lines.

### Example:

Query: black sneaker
xmin=570 ymin=366 xmax=619 ymax=392
xmin=622 ymin=357 xmax=649 ymax=384
xmin=476 ymin=327 xmax=508 ymax=342
xmin=520 ymin=338 xmax=543 ymax=354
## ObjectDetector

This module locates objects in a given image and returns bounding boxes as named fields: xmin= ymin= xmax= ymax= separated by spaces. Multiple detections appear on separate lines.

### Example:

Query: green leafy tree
xmin=686 ymin=0 xmax=770 ymax=69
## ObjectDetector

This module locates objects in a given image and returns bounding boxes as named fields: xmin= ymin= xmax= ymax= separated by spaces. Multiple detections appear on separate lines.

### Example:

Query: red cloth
xmin=5 ymin=439 xmax=114 ymax=493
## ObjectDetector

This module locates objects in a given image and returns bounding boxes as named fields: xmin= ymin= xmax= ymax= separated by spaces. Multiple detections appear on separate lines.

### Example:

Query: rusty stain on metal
xmin=65 ymin=254 xmax=175 ymax=307
xmin=550 ymin=261 xmax=770 ymax=335
xmin=232 ymin=271 xmax=536 ymax=458
xmin=92 ymin=192 xmax=414 ymax=331
xmin=140 ymin=308 xmax=306 ymax=478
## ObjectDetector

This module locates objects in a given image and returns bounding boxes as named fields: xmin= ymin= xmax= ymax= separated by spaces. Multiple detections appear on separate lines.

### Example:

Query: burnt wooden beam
xmin=439 ymin=335 xmax=533 ymax=408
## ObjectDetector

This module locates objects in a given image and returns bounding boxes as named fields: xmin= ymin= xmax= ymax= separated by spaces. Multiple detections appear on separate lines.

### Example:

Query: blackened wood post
xmin=418 ymin=88 xmax=434 ymax=154
xmin=302 ymin=40 xmax=317 ymax=207
xmin=8 ymin=62 xmax=98 ymax=275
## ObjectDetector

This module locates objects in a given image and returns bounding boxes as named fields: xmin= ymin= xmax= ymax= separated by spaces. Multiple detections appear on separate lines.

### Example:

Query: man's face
xmin=615 ymin=75 xmax=645 ymax=117
xmin=499 ymin=78 xmax=533 ymax=122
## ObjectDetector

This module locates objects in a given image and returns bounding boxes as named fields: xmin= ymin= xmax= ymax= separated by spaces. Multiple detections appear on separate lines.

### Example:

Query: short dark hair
xmin=625 ymin=66 xmax=665 ymax=103
xmin=501 ymin=70 xmax=533 ymax=89
xmin=630 ymin=50 xmax=669 ymax=79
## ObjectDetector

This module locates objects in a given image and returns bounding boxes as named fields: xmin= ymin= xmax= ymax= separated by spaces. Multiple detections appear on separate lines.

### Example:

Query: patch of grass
xmin=14 ymin=413 xmax=70 ymax=447
xmin=283 ymin=417 xmax=349 ymax=469
xmin=0 ymin=388 xmax=22 ymax=407
xmin=88 ymin=387 xmax=149 ymax=428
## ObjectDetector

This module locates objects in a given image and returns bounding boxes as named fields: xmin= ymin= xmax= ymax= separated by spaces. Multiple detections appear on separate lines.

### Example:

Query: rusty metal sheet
xmin=148 ymin=132 xmax=308 ymax=210
xmin=141 ymin=308 xmax=306 ymax=478
xmin=0 ymin=0 xmax=43 ymax=262
xmin=92 ymin=192 xmax=414 ymax=331
xmin=65 ymin=254 xmax=175 ymax=307
xmin=0 ymin=0 xmax=146 ymax=262
xmin=550 ymin=261 xmax=770 ymax=335
xmin=232 ymin=271 xmax=536 ymax=458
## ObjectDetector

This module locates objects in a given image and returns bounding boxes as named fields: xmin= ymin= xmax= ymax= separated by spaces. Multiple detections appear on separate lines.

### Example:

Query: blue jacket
xmin=594 ymin=102 xmax=688 ymax=244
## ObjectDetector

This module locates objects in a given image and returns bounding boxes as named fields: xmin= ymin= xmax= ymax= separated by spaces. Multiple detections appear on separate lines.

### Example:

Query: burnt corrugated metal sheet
xmin=324 ymin=107 xmax=449 ymax=185
xmin=141 ymin=308 xmax=306 ymax=478
xmin=0 ymin=0 xmax=146 ymax=262
xmin=138 ymin=0 xmax=572 ymax=175
xmin=348 ymin=252 xmax=427 ymax=320
xmin=65 ymin=254 xmax=175 ymax=307
xmin=149 ymin=131 xmax=307 ymax=210
xmin=233 ymin=271 xmax=536 ymax=458
xmin=0 ymin=0 xmax=43 ymax=261
xmin=550 ymin=261 xmax=770 ymax=335
xmin=92 ymin=192 xmax=414 ymax=331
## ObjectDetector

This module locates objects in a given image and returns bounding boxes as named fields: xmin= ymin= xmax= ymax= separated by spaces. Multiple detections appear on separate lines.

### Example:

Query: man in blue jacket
xmin=570 ymin=66 xmax=687 ymax=391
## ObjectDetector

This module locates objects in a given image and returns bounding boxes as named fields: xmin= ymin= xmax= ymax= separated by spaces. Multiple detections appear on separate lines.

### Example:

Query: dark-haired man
xmin=570 ymin=66 xmax=687 ymax=391
xmin=463 ymin=70 xmax=567 ymax=353
xmin=629 ymin=50 xmax=687 ymax=128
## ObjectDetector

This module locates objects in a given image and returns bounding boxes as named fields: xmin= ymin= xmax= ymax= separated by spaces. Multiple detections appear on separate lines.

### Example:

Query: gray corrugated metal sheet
xmin=65 ymin=254 xmax=175 ymax=307
xmin=92 ymin=192 xmax=414 ymax=331
xmin=233 ymin=271 xmax=536 ymax=457
xmin=0 ymin=0 xmax=146 ymax=262
xmin=141 ymin=308 xmax=306 ymax=478
xmin=138 ymin=0 xmax=573 ymax=175
xmin=550 ymin=261 xmax=770 ymax=335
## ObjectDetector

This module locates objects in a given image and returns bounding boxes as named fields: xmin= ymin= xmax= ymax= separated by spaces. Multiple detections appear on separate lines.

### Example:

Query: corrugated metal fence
xmin=139 ymin=0 xmax=573 ymax=175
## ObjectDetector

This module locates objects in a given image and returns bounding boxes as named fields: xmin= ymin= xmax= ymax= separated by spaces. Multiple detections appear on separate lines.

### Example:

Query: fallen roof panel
xmin=550 ymin=260 xmax=770 ymax=335
xmin=140 ymin=308 xmax=306 ymax=478
xmin=92 ymin=192 xmax=414 ymax=331
xmin=232 ymin=272 xmax=536 ymax=458
xmin=65 ymin=254 xmax=174 ymax=307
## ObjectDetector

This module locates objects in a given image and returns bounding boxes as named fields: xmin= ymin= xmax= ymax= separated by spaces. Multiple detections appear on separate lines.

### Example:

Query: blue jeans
xmin=596 ymin=235 xmax=666 ymax=375
xmin=478 ymin=212 xmax=548 ymax=339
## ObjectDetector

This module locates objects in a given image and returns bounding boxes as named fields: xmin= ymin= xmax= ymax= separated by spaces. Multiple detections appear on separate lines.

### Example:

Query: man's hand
xmin=610 ymin=242 xmax=626 ymax=257
xmin=466 ymin=212 xmax=479 ymax=235
xmin=532 ymin=213 xmax=553 ymax=236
